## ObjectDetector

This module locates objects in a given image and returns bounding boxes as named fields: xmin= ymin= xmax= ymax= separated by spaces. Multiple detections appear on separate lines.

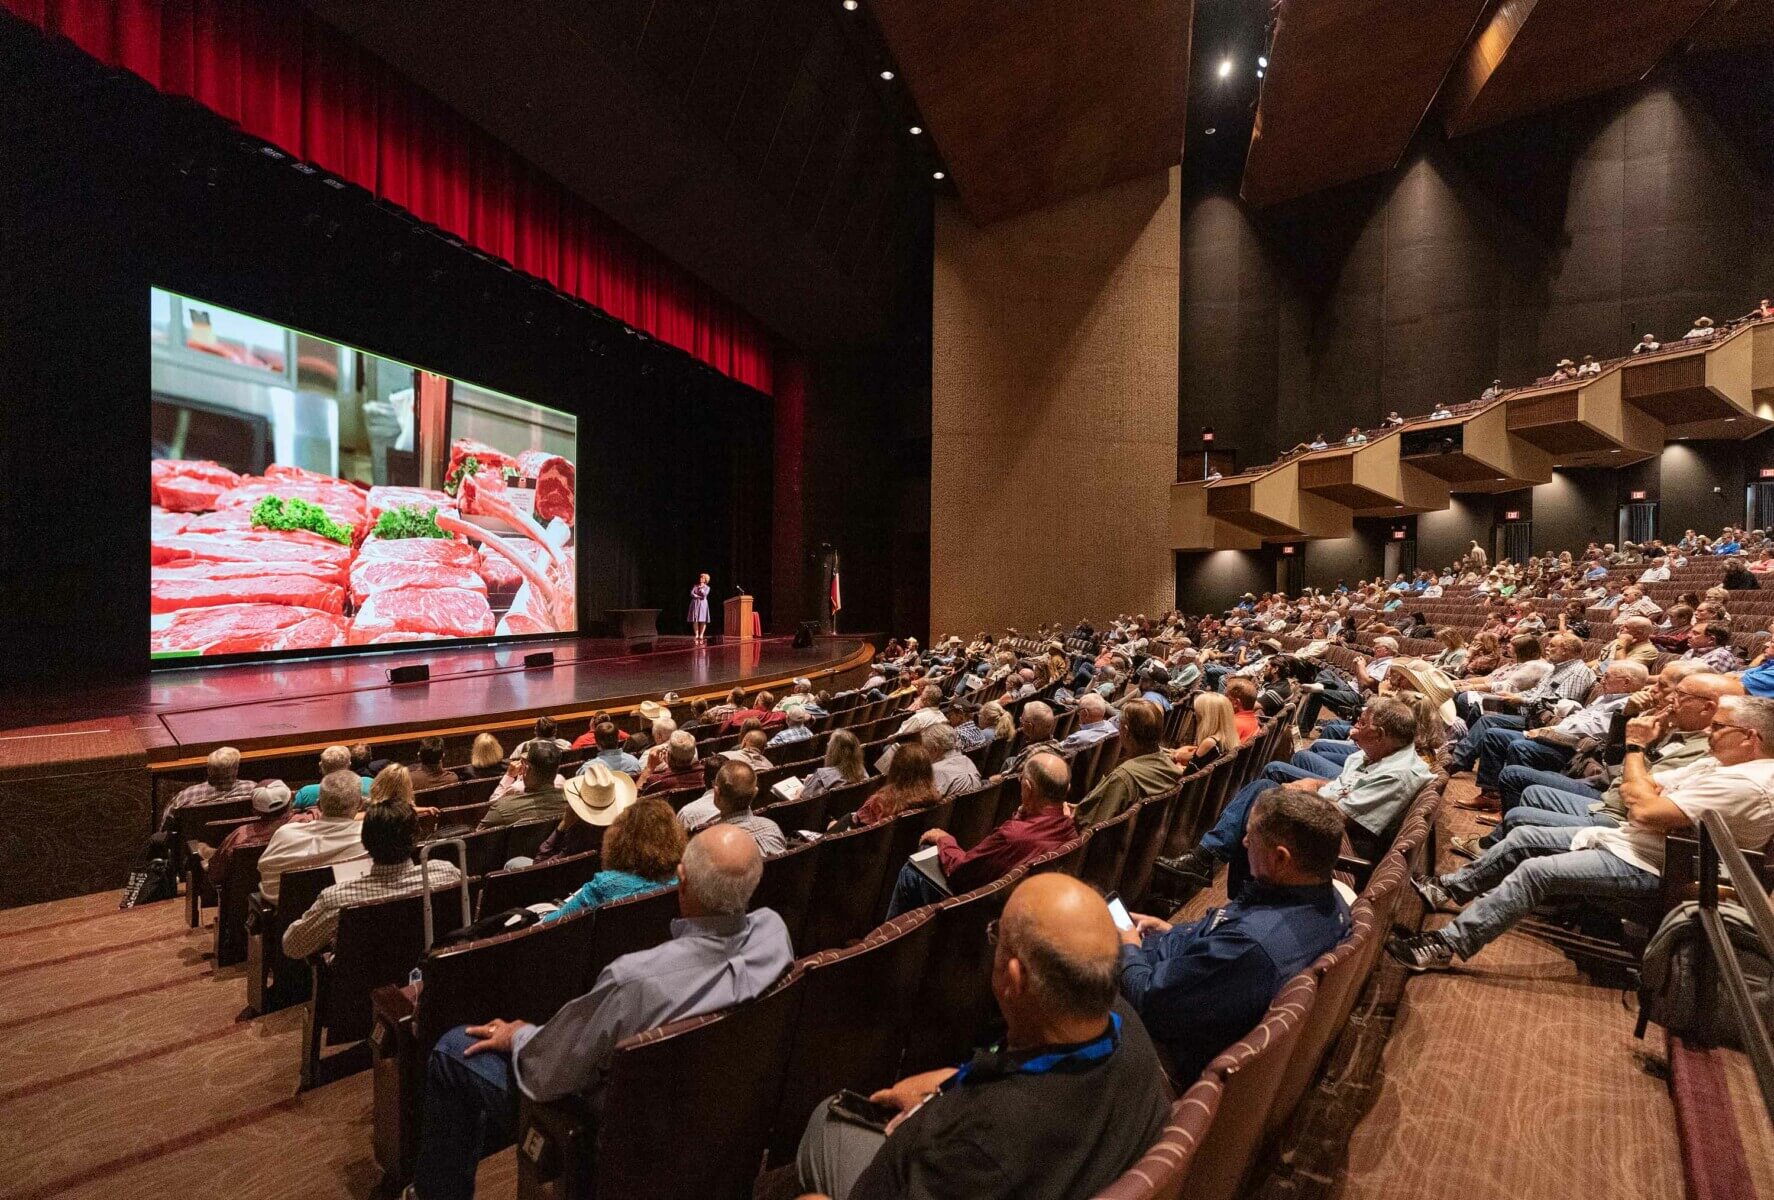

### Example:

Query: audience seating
xmin=303 ymin=883 xmax=470 ymax=1089
xmin=475 ymin=849 xmax=603 ymax=918
xmin=1090 ymin=1075 xmax=1225 ymax=1200
xmin=517 ymin=967 xmax=806 ymax=1200
xmin=211 ymin=842 xmax=267 ymax=966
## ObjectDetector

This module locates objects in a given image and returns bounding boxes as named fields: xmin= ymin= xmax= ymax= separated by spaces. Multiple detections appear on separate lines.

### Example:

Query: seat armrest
xmin=517 ymin=1095 xmax=593 ymax=1200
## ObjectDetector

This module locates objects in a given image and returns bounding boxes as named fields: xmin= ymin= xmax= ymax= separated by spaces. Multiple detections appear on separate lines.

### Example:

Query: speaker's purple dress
xmin=687 ymin=583 xmax=710 ymax=624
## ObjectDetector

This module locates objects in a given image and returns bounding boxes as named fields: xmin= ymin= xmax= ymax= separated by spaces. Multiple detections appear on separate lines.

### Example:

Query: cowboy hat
xmin=637 ymin=699 xmax=669 ymax=724
xmin=565 ymin=762 xmax=638 ymax=827
xmin=1694 ymin=316 xmax=1714 ymax=328
xmin=1556 ymin=358 xmax=1575 ymax=368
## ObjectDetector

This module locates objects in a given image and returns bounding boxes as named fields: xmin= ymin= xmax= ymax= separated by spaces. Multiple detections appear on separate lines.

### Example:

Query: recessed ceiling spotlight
xmin=1258 ymin=55 xmax=1268 ymax=69
xmin=910 ymin=125 xmax=922 ymax=135
xmin=1610 ymin=449 xmax=1621 ymax=454
xmin=880 ymin=69 xmax=894 ymax=80
xmin=1218 ymin=58 xmax=1233 ymax=79
xmin=843 ymin=0 xmax=858 ymax=8
xmin=1726 ymin=416 xmax=1739 ymax=422
xmin=1205 ymin=126 xmax=1217 ymax=135
xmin=933 ymin=170 xmax=945 ymax=180
xmin=1256 ymin=69 xmax=1265 ymax=78
xmin=1495 ymin=477 xmax=1507 ymax=483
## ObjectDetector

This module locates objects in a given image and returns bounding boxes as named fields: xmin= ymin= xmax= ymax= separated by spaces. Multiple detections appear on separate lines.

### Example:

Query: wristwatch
xmin=1623 ymin=743 xmax=1647 ymax=755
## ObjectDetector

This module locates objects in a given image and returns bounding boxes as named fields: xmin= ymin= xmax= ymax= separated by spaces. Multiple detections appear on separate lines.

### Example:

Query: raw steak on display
xmin=355 ymin=535 xmax=479 ymax=569
xmin=366 ymin=485 xmax=455 ymax=522
xmin=215 ymin=477 xmax=369 ymax=538
xmin=476 ymin=542 xmax=546 ymax=593
xmin=152 ymin=604 xmax=348 ymax=655
xmin=348 ymin=559 xmax=487 ymax=607
xmin=152 ymin=530 xmax=354 ymax=573
xmin=151 ymin=509 xmax=190 ymax=540
xmin=447 ymin=438 xmax=514 ymax=482
xmin=349 ymin=587 xmax=495 ymax=644
xmin=153 ymin=559 xmax=345 ymax=583
xmin=151 ymin=571 xmax=346 ymax=615
xmin=515 ymin=451 xmax=575 ymax=525
xmin=151 ymin=459 xmax=242 ymax=512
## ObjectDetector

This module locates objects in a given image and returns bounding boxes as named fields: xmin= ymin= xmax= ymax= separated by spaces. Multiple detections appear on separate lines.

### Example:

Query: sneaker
xmin=1387 ymin=932 xmax=1455 ymax=973
xmin=1300 ymin=682 xmax=1326 ymax=694
xmin=1153 ymin=848 xmax=1218 ymax=890
xmin=1448 ymin=834 xmax=1484 ymax=861
xmin=1410 ymin=874 xmax=1456 ymax=911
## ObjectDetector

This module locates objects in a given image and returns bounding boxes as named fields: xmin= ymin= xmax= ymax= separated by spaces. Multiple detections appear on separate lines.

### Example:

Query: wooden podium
xmin=723 ymin=593 xmax=754 ymax=641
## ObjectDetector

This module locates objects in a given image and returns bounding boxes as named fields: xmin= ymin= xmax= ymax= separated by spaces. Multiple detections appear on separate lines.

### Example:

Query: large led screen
xmin=150 ymin=289 xmax=578 ymax=661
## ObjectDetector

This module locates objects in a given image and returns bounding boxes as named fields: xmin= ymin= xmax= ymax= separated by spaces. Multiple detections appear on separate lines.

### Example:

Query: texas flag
xmin=829 ymin=569 xmax=842 ymax=614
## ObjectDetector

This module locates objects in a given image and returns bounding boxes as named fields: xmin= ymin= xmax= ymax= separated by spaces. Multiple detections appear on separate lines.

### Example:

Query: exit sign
xmin=1503 ymin=510 xmax=1523 ymax=521
xmin=1761 ymin=468 xmax=1774 ymax=479
xmin=1391 ymin=529 xmax=1408 ymax=540
xmin=1629 ymin=490 xmax=1648 ymax=501
xmin=1281 ymin=545 xmax=1296 ymax=556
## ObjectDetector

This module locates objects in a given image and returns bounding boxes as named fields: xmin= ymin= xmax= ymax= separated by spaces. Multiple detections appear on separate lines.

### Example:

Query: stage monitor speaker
xmin=387 ymin=664 xmax=430 ymax=685
xmin=793 ymin=621 xmax=817 ymax=649
xmin=524 ymin=651 xmax=555 ymax=669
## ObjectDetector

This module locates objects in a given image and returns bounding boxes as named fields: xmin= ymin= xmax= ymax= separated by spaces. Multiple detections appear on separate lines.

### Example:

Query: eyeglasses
xmin=1709 ymin=720 xmax=1755 ymax=738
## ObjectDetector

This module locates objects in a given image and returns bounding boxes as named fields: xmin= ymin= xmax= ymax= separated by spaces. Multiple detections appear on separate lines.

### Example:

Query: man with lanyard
xmin=795 ymin=875 xmax=1171 ymax=1200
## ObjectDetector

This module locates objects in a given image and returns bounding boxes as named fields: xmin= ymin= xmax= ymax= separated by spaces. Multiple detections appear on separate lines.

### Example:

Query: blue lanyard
xmin=945 ymin=1012 xmax=1122 ymax=1090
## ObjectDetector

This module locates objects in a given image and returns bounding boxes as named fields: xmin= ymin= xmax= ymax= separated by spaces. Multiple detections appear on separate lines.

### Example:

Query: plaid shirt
xmin=1518 ymin=658 xmax=1596 ymax=710
xmin=281 ymin=859 xmax=464 ymax=960
xmin=160 ymin=778 xmax=257 ymax=831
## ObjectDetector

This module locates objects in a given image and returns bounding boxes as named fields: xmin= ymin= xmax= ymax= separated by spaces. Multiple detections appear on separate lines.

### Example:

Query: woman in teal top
xmin=543 ymin=796 xmax=686 ymax=923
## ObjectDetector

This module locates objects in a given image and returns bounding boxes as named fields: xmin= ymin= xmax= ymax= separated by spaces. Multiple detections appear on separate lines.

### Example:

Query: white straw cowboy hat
xmin=637 ymin=699 xmax=670 ymax=724
xmin=564 ymin=762 xmax=638 ymax=827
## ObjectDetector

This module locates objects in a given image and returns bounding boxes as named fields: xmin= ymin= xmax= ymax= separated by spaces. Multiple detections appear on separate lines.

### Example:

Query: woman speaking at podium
xmin=688 ymin=573 xmax=711 ymax=644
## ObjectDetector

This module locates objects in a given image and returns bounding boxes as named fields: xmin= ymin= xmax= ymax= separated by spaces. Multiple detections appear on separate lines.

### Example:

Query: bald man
xmin=797 ymin=875 xmax=1171 ymax=1200
xmin=410 ymin=825 xmax=792 ymax=1200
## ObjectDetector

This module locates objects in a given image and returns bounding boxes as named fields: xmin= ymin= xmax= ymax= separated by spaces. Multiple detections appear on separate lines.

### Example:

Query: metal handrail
xmin=1696 ymin=809 xmax=1774 ymax=1122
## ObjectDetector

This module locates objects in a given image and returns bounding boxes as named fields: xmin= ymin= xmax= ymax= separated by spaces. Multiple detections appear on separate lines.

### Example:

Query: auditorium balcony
xmin=1174 ymin=316 xmax=1774 ymax=550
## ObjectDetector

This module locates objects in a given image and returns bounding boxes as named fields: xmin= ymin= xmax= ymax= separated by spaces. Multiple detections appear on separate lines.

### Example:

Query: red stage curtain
xmin=4 ymin=0 xmax=776 ymax=394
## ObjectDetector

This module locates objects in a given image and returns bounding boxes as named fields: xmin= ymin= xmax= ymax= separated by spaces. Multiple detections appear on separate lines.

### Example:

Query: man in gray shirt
xmin=675 ymin=760 xmax=787 ymax=855
xmin=409 ymin=824 xmax=793 ymax=1200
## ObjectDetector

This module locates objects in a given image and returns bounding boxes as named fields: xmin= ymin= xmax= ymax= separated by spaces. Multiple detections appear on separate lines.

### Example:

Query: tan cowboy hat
xmin=1694 ymin=316 xmax=1714 ymax=328
xmin=565 ymin=762 xmax=638 ymax=827
xmin=1556 ymin=358 xmax=1575 ymax=368
xmin=637 ymin=699 xmax=669 ymax=724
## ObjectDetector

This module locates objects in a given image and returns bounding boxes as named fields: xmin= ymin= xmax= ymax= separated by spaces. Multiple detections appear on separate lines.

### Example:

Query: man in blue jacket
xmin=1117 ymin=787 xmax=1351 ymax=1082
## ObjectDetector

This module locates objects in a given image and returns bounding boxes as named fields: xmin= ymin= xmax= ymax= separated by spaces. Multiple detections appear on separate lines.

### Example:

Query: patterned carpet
xmin=1 ymin=778 xmax=1763 ymax=1200
xmin=0 ymin=889 xmax=513 ymax=1200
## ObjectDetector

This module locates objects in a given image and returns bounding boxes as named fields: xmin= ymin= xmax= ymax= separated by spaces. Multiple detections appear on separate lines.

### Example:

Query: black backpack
xmin=1637 ymin=899 xmax=1774 ymax=1049
xmin=120 ymin=857 xmax=178 ymax=909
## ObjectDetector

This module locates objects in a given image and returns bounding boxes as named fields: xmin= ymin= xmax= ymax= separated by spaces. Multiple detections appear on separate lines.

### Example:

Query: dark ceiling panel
xmin=1687 ymin=0 xmax=1774 ymax=51
xmin=870 ymin=0 xmax=1191 ymax=223
xmin=1442 ymin=0 xmax=1719 ymax=137
xmin=298 ymin=0 xmax=926 ymax=349
xmin=1240 ymin=0 xmax=1490 ymax=208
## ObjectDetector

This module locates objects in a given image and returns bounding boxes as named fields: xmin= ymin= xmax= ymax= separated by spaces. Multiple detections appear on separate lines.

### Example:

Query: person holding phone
xmin=1117 ymin=787 xmax=1351 ymax=1085
xmin=795 ymin=874 xmax=1170 ymax=1200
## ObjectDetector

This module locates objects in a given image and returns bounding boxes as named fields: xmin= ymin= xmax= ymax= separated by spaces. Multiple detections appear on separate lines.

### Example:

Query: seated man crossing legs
xmin=1156 ymin=696 xmax=1429 ymax=894
xmin=1470 ymin=660 xmax=1646 ymax=793
xmin=1391 ymin=695 xmax=1774 ymax=972
xmin=1455 ymin=672 xmax=1743 ymax=859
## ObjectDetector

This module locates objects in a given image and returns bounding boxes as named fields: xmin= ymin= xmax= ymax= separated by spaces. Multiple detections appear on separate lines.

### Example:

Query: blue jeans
xmin=885 ymin=860 xmax=950 ymax=918
xmin=1307 ymin=738 xmax=1357 ymax=763
xmin=1317 ymin=720 xmax=1353 ymax=741
xmin=1450 ymin=712 xmax=1525 ymax=773
xmin=1485 ymin=769 xmax=1598 ymax=848
xmin=1200 ymin=761 xmax=1328 ymax=857
xmin=1436 ymin=825 xmax=1659 ymax=959
xmin=1476 ymin=727 xmax=1571 ymax=790
xmin=1289 ymin=748 xmax=1347 ymax=777
xmin=413 ymin=1026 xmax=521 ymax=1200
xmin=1204 ymin=665 xmax=1233 ymax=692
xmin=1297 ymin=686 xmax=1362 ymax=733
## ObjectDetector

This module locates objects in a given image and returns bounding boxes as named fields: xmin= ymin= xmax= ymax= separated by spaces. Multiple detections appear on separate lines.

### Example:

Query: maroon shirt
xmin=209 ymin=812 xmax=292 ymax=889
xmin=642 ymin=764 xmax=708 ymax=795
xmin=936 ymin=805 xmax=1076 ymax=893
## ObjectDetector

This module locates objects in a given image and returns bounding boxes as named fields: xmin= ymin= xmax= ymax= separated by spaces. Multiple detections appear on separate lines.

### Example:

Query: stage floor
xmin=0 ymin=635 xmax=874 ymax=766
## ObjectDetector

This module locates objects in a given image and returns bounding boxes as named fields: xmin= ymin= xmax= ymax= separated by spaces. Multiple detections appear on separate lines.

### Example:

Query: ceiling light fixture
xmin=880 ymin=69 xmax=894 ymax=80
xmin=1205 ymin=126 xmax=1217 ymax=135
xmin=843 ymin=0 xmax=858 ymax=8
xmin=1218 ymin=58 xmax=1233 ymax=79
xmin=1258 ymin=55 xmax=1268 ymax=68
xmin=910 ymin=125 xmax=922 ymax=135
xmin=933 ymin=170 xmax=945 ymax=180
xmin=1256 ymin=69 xmax=1264 ymax=78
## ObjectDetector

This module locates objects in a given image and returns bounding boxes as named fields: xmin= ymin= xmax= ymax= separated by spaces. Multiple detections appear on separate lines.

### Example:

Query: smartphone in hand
xmin=1105 ymin=892 xmax=1134 ymax=933
xmin=830 ymin=1089 xmax=902 ymax=1133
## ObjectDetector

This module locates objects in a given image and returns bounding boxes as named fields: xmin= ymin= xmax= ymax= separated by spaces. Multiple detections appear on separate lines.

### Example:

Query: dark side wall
xmin=1180 ymin=68 xmax=1774 ymax=471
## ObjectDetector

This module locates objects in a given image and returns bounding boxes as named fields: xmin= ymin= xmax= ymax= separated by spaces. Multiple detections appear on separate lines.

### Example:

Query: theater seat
xmin=1175 ymin=972 xmax=1317 ymax=1200
xmin=801 ymin=820 xmax=899 ymax=953
xmin=371 ymin=909 xmax=600 ymax=1187
xmin=475 ymin=849 xmax=602 ymax=920
xmin=765 ymin=909 xmax=937 ymax=1165
xmin=1091 ymin=1074 xmax=1226 ymax=1200
xmin=900 ymin=869 xmax=1025 ymax=1073
xmin=517 ymin=966 xmax=804 ymax=1200
xmin=748 ymin=836 xmax=823 ymax=950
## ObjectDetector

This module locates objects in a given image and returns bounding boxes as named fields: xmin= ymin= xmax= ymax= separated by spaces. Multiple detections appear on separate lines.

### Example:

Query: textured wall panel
xmin=931 ymin=168 xmax=1180 ymax=634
